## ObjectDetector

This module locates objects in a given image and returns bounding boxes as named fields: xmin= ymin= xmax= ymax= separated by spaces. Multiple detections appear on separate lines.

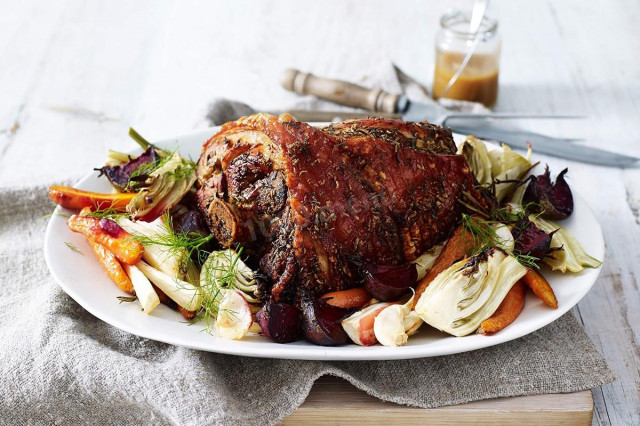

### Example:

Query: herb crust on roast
xmin=196 ymin=113 xmax=483 ymax=303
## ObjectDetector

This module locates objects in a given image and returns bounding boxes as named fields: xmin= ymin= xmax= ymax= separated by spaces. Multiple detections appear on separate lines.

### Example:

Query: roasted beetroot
xmin=98 ymin=218 xmax=126 ymax=238
xmin=173 ymin=209 xmax=210 ymax=237
xmin=300 ymin=295 xmax=350 ymax=346
xmin=513 ymin=220 xmax=555 ymax=260
xmin=363 ymin=263 xmax=418 ymax=302
xmin=256 ymin=301 xmax=301 ymax=344
xmin=99 ymin=147 xmax=159 ymax=192
xmin=523 ymin=166 xmax=573 ymax=220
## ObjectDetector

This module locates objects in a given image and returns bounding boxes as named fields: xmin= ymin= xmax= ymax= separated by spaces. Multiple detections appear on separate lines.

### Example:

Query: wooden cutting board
xmin=281 ymin=376 xmax=593 ymax=425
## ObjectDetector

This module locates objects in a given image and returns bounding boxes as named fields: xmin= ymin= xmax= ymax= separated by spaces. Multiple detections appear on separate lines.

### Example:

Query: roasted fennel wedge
xmin=457 ymin=136 xmax=532 ymax=203
xmin=127 ymin=152 xmax=197 ymax=221
xmin=414 ymin=247 xmax=527 ymax=337
xmin=530 ymin=216 xmax=602 ymax=272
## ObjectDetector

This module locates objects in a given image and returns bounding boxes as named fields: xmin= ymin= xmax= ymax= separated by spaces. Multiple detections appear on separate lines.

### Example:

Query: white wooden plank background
xmin=1 ymin=1 xmax=638 ymax=424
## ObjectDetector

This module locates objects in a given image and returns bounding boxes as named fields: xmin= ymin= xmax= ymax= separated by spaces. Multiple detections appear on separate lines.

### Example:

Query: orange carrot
xmin=478 ymin=281 xmax=526 ymax=335
xmin=178 ymin=306 xmax=197 ymax=321
xmin=67 ymin=215 xmax=143 ymax=265
xmin=49 ymin=186 xmax=134 ymax=211
xmin=80 ymin=207 xmax=136 ymax=294
xmin=321 ymin=287 xmax=372 ymax=309
xmin=412 ymin=224 xmax=475 ymax=308
xmin=88 ymin=241 xmax=135 ymax=294
xmin=77 ymin=207 xmax=135 ymax=293
xmin=522 ymin=268 xmax=558 ymax=309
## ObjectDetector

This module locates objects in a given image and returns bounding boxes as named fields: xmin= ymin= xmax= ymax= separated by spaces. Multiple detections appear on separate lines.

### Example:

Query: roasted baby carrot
xmin=77 ymin=207 xmax=135 ymax=293
xmin=49 ymin=186 xmax=135 ymax=211
xmin=321 ymin=287 xmax=372 ymax=309
xmin=412 ymin=224 xmax=475 ymax=308
xmin=88 ymin=241 xmax=135 ymax=294
xmin=178 ymin=306 xmax=197 ymax=321
xmin=478 ymin=281 xmax=526 ymax=335
xmin=521 ymin=268 xmax=558 ymax=309
xmin=67 ymin=215 xmax=143 ymax=265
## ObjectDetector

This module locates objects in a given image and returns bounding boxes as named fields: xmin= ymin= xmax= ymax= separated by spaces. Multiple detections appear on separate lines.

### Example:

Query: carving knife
xmin=281 ymin=69 xmax=639 ymax=167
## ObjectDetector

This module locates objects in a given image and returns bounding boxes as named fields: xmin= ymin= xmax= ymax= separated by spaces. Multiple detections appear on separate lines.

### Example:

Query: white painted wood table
xmin=1 ymin=1 xmax=638 ymax=425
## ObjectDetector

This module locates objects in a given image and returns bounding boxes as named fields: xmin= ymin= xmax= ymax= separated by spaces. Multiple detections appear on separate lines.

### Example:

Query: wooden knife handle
xmin=281 ymin=68 xmax=399 ymax=113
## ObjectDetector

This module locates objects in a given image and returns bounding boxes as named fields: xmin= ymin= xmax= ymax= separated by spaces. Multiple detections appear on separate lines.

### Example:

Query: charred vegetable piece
xmin=171 ymin=208 xmax=216 ymax=261
xmin=256 ymin=301 xmax=301 ymax=343
xmin=99 ymin=147 xmax=159 ymax=192
xmin=67 ymin=215 xmax=144 ymax=265
xmin=300 ymin=295 xmax=350 ymax=346
xmin=457 ymin=136 xmax=532 ymax=203
xmin=521 ymin=268 xmax=557 ymax=309
xmin=49 ymin=186 xmax=135 ymax=211
xmin=531 ymin=216 xmax=602 ymax=273
xmin=363 ymin=263 xmax=417 ymax=302
xmin=321 ymin=287 xmax=372 ymax=309
xmin=413 ymin=224 xmax=475 ymax=309
xmin=77 ymin=207 xmax=136 ymax=295
xmin=524 ymin=166 xmax=573 ymax=220
xmin=478 ymin=280 xmax=526 ymax=335
xmin=178 ymin=306 xmax=197 ymax=320
xmin=127 ymin=152 xmax=197 ymax=222
xmin=513 ymin=220 xmax=554 ymax=260
xmin=414 ymin=247 xmax=527 ymax=337
xmin=88 ymin=238 xmax=135 ymax=294
xmin=173 ymin=208 xmax=210 ymax=237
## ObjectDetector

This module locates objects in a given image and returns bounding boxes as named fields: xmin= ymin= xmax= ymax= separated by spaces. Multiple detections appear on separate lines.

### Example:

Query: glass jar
xmin=432 ymin=9 xmax=501 ymax=107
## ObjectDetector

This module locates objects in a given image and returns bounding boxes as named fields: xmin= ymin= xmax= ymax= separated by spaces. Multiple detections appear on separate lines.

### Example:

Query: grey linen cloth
xmin=0 ymin=65 xmax=615 ymax=426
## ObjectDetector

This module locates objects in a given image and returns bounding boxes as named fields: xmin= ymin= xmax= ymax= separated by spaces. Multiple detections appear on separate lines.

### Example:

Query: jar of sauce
xmin=432 ymin=10 xmax=501 ymax=107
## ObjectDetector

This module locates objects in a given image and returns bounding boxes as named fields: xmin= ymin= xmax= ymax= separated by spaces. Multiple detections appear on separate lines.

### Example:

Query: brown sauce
xmin=432 ymin=51 xmax=499 ymax=107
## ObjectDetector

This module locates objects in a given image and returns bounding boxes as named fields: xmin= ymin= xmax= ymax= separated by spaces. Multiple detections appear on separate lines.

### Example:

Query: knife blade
xmin=446 ymin=121 xmax=638 ymax=167
xmin=281 ymin=69 xmax=639 ymax=167
xmin=400 ymin=97 xmax=639 ymax=167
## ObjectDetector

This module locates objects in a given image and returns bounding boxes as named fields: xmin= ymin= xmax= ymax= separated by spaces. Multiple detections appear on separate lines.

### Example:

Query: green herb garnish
xmin=87 ymin=206 xmax=130 ymax=221
xmin=40 ymin=211 xmax=71 ymax=221
xmin=513 ymin=253 xmax=541 ymax=270
xmin=460 ymin=214 xmax=504 ymax=256
xmin=198 ymin=247 xmax=245 ymax=332
xmin=117 ymin=296 xmax=138 ymax=304
xmin=64 ymin=242 xmax=84 ymax=255
xmin=132 ymin=211 xmax=213 ymax=268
